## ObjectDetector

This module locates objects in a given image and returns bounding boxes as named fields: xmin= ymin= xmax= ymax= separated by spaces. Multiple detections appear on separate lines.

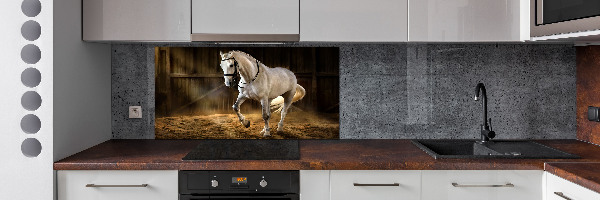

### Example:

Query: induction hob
xmin=182 ymin=140 xmax=300 ymax=160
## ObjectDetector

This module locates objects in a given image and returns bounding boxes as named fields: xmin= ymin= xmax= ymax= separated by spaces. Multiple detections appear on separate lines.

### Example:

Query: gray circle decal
xmin=21 ymin=114 xmax=41 ymax=134
xmin=21 ymin=68 xmax=41 ymax=88
xmin=21 ymin=44 xmax=41 ymax=64
xmin=21 ymin=138 xmax=42 ymax=157
xmin=21 ymin=91 xmax=42 ymax=111
xmin=21 ymin=20 xmax=41 ymax=41
xmin=21 ymin=0 xmax=41 ymax=17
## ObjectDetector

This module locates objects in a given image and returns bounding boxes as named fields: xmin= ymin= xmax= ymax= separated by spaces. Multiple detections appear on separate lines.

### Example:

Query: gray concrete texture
xmin=112 ymin=43 xmax=576 ymax=139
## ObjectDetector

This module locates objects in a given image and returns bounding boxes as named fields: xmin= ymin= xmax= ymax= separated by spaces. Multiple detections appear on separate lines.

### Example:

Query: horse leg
xmin=277 ymin=90 xmax=295 ymax=133
xmin=259 ymin=98 xmax=271 ymax=137
xmin=233 ymin=94 xmax=250 ymax=128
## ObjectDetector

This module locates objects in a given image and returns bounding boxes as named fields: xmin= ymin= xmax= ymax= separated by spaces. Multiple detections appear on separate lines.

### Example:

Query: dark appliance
xmin=536 ymin=0 xmax=600 ymax=25
xmin=532 ymin=0 xmax=600 ymax=37
xmin=179 ymin=171 xmax=299 ymax=200
xmin=182 ymin=140 xmax=300 ymax=160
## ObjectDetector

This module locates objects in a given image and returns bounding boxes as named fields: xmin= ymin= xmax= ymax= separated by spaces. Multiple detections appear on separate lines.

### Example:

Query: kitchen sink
xmin=412 ymin=140 xmax=579 ymax=159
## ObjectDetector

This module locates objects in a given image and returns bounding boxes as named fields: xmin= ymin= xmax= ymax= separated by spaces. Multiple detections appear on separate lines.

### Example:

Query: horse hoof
xmin=260 ymin=128 xmax=271 ymax=137
xmin=242 ymin=120 xmax=250 ymax=128
xmin=277 ymin=126 xmax=284 ymax=133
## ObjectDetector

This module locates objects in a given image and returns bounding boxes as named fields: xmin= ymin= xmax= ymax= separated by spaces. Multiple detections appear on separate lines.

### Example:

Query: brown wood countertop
xmin=54 ymin=139 xmax=600 ymax=171
xmin=545 ymin=162 xmax=600 ymax=194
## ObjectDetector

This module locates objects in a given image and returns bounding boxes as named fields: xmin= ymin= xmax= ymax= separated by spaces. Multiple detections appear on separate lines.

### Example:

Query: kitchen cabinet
xmin=300 ymin=170 xmax=330 ymax=200
xmin=57 ymin=170 xmax=178 ymax=200
xmin=409 ymin=0 xmax=529 ymax=42
xmin=191 ymin=0 xmax=299 ymax=41
xmin=421 ymin=170 xmax=543 ymax=200
xmin=545 ymin=172 xmax=600 ymax=200
xmin=330 ymin=170 xmax=421 ymax=200
xmin=300 ymin=0 xmax=408 ymax=42
xmin=82 ymin=0 xmax=191 ymax=41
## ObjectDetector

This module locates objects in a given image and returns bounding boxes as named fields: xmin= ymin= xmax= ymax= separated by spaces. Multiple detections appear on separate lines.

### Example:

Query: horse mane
xmin=230 ymin=50 xmax=264 ymax=67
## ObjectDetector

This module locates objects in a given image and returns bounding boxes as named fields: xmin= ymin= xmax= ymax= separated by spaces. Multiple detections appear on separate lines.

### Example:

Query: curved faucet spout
xmin=474 ymin=83 xmax=487 ymax=129
xmin=474 ymin=83 xmax=494 ymax=142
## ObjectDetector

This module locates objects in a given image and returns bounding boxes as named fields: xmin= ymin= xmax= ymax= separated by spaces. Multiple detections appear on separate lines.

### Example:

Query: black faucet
xmin=474 ymin=83 xmax=495 ymax=143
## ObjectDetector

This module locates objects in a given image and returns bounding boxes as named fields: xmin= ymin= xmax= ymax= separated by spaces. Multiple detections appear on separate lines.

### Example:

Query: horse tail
xmin=271 ymin=84 xmax=306 ymax=113
xmin=291 ymin=84 xmax=306 ymax=103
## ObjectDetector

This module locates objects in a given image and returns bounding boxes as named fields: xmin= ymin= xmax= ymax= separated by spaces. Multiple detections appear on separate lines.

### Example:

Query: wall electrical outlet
xmin=129 ymin=106 xmax=142 ymax=119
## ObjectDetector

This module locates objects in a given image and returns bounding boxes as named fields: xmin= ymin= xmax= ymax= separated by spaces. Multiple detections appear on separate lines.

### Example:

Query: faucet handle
xmin=488 ymin=118 xmax=493 ymax=131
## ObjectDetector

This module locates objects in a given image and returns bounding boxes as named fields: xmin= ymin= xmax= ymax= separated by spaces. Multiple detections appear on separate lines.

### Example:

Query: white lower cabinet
xmin=330 ymin=170 xmax=421 ymax=200
xmin=545 ymin=172 xmax=600 ymax=200
xmin=57 ymin=169 xmax=600 ymax=200
xmin=57 ymin=170 xmax=178 ymax=200
xmin=421 ymin=170 xmax=543 ymax=200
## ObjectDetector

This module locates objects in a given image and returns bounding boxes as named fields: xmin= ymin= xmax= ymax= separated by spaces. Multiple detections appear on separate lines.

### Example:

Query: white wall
xmin=1 ymin=0 xmax=110 ymax=199
xmin=0 ymin=0 xmax=54 ymax=199
xmin=53 ymin=0 xmax=112 ymax=162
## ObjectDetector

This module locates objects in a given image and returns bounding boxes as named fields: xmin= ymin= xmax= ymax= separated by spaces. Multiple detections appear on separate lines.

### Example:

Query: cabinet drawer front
xmin=192 ymin=0 xmax=299 ymax=34
xmin=422 ymin=170 xmax=542 ymax=200
xmin=57 ymin=170 xmax=178 ymax=200
xmin=330 ymin=170 xmax=421 ymax=200
xmin=546 ymin=172 xmax=600 ymax=200
xmin=300 ymin=170 xmax=330 ymax=200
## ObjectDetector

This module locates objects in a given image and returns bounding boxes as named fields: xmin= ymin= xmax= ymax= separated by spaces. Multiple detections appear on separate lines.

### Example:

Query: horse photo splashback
xmin=155 ymin=47 xmax=339 ymax=139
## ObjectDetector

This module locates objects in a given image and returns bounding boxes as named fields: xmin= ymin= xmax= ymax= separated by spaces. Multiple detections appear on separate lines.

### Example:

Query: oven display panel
xmin=232 ymin=177 xmax=247 ymax=184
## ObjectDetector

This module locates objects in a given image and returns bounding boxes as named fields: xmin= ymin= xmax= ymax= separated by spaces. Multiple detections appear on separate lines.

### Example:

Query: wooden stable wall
xmin=577 ymin=46 xmax=600 ymax=145
xmin=155 ymin=47 xmax=339 ymax=117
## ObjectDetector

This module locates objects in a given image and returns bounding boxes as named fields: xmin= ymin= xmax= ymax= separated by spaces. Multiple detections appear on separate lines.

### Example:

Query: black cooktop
xmin=182 ymin=140 xmax=300 ymax=160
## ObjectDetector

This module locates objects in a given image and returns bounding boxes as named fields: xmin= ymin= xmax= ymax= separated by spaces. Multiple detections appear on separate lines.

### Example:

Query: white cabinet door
xmin=301 ymin=0 xmax=408 ymax=42
xmin=330 ymin=170 xmax=420 ymax=200
xmin=422 ymin=170 xmax=542 ymax=200
xmin=300 ymin=170 xmax=330 ymax=200
xmin=191 ymin=0 xmax=299 ymax=41
xmin=545 ymin=172 xmax=600 ymax=200
xmin=83 ymin=0 xmax=191 ymax=41
xmin=57 ymin=170 xmax=178 ymax=200
xmin=409 ymin=0 xmax=529 ymax=42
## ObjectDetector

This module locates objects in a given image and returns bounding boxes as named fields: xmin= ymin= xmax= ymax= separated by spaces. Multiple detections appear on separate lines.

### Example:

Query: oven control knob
xmin=211 ymin=180 xmax=219 ymax=188
xmin=259 ymin=179 xmax=267 ymax=187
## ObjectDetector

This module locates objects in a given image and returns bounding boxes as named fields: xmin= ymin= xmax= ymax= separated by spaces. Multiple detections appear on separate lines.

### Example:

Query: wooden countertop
xmin=54 ymin=139 xmax=600 ymax=171
xmin=54 ymin=139 xmax=600 ymax=195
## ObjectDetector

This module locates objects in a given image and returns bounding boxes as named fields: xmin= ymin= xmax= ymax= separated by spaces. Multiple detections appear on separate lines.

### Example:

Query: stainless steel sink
xmin=412 ymin=140 xmax=579 ymax=159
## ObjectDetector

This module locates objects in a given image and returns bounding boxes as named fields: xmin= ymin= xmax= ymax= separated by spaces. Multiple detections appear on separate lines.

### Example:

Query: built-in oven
xmin=179 ymin=171 xmax=299 ymax=200
xmin=532 ymin=0 xmax=600 ymax=37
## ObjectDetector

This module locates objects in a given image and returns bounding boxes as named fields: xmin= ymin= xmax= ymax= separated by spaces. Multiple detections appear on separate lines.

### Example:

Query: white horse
xmin=219 ymin=51 xmax=306 ymax=137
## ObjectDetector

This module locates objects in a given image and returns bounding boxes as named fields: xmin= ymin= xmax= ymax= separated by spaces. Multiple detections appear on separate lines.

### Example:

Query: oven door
xmin=180 ymin=194 xmax=299 ymax=200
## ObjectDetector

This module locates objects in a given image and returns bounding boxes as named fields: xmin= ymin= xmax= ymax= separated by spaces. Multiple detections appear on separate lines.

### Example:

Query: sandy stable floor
xmin=155 ymin=111 xmax=339 ymax=139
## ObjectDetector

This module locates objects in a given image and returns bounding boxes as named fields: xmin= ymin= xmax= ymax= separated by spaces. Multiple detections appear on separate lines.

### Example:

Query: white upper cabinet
xmin=409 ymin=0 xmax=530 ymax=42
xmin=82 ymin=0 xmax=191 ymax=41
xmin=81 ymin=0 xmax=531 ymax=42
xmin=300 ymin=0 xmax=408 ymax=42
xmin=191 ymin=0 xmax=300 ymax=41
